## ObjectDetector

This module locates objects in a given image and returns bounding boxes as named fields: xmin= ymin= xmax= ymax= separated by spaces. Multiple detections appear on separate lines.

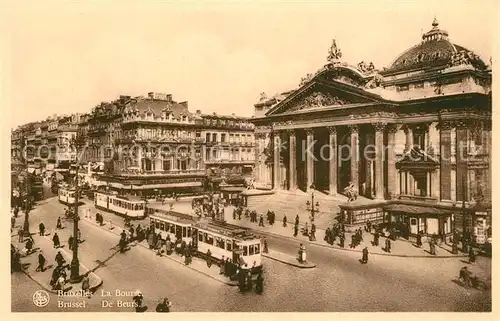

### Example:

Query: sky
xmin=2 ymin=0 xmax=498 ymax=129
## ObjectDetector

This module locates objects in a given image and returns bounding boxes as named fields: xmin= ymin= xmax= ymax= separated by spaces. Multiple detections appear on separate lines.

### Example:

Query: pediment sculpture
xmin=326 ymin=39 xmax=342 ymax=64
xmin=287 ymin=92 xmax=348 ymax=112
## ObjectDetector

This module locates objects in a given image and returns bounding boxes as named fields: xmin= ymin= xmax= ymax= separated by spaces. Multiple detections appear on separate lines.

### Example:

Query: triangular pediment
xmin=265 ymin=80 xmax=383 ymax=116
xmin=396 ymin=147 xmax=439 ymax=170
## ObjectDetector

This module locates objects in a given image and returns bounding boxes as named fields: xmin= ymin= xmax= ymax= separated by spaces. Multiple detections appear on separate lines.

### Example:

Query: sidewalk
xmin=223 ymin=209 xmax=469 ymax=259
xmin=11 ymin=231 xmax=103 ymax=294
xmin=78 ymin=209 xmax=238 ymax=286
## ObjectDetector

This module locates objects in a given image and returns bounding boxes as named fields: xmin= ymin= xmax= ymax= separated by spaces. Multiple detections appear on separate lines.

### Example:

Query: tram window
xmin=226 ymin=240 xmax=232 ymax=251
xmin=159 ymin=222 xmax=165 ymax=230
xmin=165 ymin=223 xmax=170 ymax=231
xmin=206 ymin=235 xmax=214 ymax=245
xmin=182 ymin=227 xmax=187 ymax=238
xmin=169 ymin=225 xmax=175 ymax=233
xmin=254 ymin=243 xmax=260 ymax=254
xmin=188 ymin=228 xmax=192 ymax=237
xmin=155 ymin=221 xmax=160 ymax=229
xmin=243 ymin=246 xmax=248 ymax=256
xmin=139 ymin=204 xmax=143 ymax=211
xmin=203 ymin=233 xmax=207 ymax=242
xmin=216 ymin=238 xmax=225 ymax=249
xmin=198 ymin=233 xmax=203 ymax=242
xmin=249 ymin=245 xmax=255 ymax=256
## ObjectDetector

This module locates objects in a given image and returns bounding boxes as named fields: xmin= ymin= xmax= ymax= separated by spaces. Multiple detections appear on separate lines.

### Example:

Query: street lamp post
xmin=69 ymin=137 xmax=84 ymax=284
xmin=22 ymin=174 xmax=31 ymax=237
xmin=306 ymin=184 xmax=320 ymax=223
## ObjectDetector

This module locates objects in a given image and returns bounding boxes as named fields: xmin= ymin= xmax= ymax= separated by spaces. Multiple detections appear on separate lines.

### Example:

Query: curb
xmin=251 ymin=228 xmax=469 ymax=259
xmin=262 ymin=253 xmax=316 ymax=269
xmin=80 ymin=216 xmax=238 ymax=287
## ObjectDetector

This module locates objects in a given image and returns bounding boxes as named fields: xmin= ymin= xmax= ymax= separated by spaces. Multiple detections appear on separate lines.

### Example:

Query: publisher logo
xmin=33 ymin=290 xmax=50 ymax=307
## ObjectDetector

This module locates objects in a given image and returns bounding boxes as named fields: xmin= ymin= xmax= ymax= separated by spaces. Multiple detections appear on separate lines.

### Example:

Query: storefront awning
xmin=131 ymin=182 xmax=203 ymax=189
xmin=384 ymin=204 xmax=452 ymax=215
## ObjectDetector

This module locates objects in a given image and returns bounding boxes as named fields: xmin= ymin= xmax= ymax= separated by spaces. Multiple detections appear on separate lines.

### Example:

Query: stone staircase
xmin=245 ymin=189 xmax=350 ymax=228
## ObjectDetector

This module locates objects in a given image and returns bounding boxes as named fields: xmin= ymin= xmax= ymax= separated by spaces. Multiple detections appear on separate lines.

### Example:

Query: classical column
xmin=374 ymin=123 xmax=386 ymax=200
xmin=439 ymin=121 xmax=453 ymax=200
xmin=273 ymin=132 xmax=281 ymax=190
xmin=288 ymin=130 xmax=297 ymax=190
xmin=137 ymin=145 xmax=143 ymax=169
xmin=190 ymin=143 xmax=196 ymax=169
xmin=387 ymin=124 xmax=399 ymax=199
xmin=455 ymin=120 xmax=469 ymax=202
xmin=253 ymin=134 xmax=262 ymax=184
xmin=349 ymin=125 xmax=359 ymax=191
xmin=327 ymin=126 xmax=337 ymax=195
xmin=365 ymin=132 xmax=373 ymax=197
xmin=305 ymin=129 xmax=314 ymax=191
xmin=404 ymin=125 xmax=413 ymax=153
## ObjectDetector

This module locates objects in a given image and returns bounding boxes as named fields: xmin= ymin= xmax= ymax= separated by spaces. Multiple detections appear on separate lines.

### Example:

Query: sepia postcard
xmin=3 ymin=0 xmax=497 ymax=316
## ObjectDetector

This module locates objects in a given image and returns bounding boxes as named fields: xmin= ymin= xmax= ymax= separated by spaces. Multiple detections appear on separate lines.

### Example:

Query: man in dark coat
xmin=373 ymin=231 xmax=379 ymax=246
xmin=259 ymin=215 xmax=265 ymax=227
xmin=206 ymin=249 xmax=212 ymax=268
xmin=52 ymin=232 xmax=60 ymax=248
xmin=385 ymin=238 xmax=391 ymax=253
xmin=339 ymin=234 xmax=345 ymax=248
xmin=295 ymin=215 xmax=300 ymax=226
xmin=468 ymin=247 xmax=476 ymax=263
xmin=416 ymin=232 xmax=422 ymax=247
xmin=255 ymin=272 xmax=264 ymax=294
xmin=39 ymin=222 xmax=45 ymax=236
xmin=36 ymin=251 xmax=46 ymax=272
xmin=219 ymin=256 xmax=225 ymax=275
xmin=293 ymin=223 xmax=298 ymax=237
xmin=156 ymin=297 xmax=171 ymax=312
xmin=56 ymin=217 xmax=62 ymax=229
xmin=283 ymin=215 xmax=287 ymax=227
xmin=238 ymin=269 xmax=246 ymax=292
xmin=55 ymin=251 xmax=65 ymax=267
xmin=68 ymin=236 xmax=74 ymax=251
xmin=361 ymin=247 xmax=369 ymax=264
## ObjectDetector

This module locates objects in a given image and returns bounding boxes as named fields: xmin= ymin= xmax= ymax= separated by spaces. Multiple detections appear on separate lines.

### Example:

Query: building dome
xmin=382 ymin=18 xmax=487 ymax=75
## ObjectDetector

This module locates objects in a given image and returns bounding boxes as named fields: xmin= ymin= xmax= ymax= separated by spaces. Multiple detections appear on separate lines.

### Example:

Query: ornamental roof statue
xmin=326 ymin=39 xmax=342 ymax=63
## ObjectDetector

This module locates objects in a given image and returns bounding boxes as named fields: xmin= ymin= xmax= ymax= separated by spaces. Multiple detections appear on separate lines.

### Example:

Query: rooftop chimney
xmin=196 ymin=110 xmax=201 ymax=114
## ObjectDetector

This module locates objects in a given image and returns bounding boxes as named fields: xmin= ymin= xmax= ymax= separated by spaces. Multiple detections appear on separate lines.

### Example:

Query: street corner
xmin=263 ymin=251 xmax=316 ymax=269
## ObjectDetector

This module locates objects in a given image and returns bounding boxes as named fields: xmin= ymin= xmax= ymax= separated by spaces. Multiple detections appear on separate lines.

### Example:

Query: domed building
xmin=248 ymin=19 xmax=491 ymax=241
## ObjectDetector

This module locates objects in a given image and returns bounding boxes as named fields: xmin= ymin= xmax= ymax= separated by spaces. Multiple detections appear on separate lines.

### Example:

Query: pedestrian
xmin=18 ymin=228 xmax=24 ymax=243
xmin=339 ymin=234 xmax=345 ymax=248
xmin=293 ymin=223 xmax=298 ymax=237
xmin=255 ymin=271 xmax=264 ymax=294
xmin=361 ymin=247 xmax=369 ymax=264
xmin=81 ymin=272 xmax=91 ymax=298
xmin=55 ymin=251 xmax=65 ymax=267
xmin=39 ymin=222 xmax=46 ymax=236
xmin=295 ymin=214 xmax=299 ymax=226
xmin=468 ymin=247 xmax=476 ymax=264
xmin=263 ymin=238 xmax=269 ymax=253
xmin=11 ymin=216 xmax=16 ymax=230
xmin=206 ymin=249 xmax=212 ymax=268
xmin=246 ymin=271 xmax=253 ymax=291
xmin=36 ymin=251 xmax=46 ymax=272
xmin=259 ymin=215 xmax=265 ymax=227
xmin=25 ymin=237 xmax=33 ymax=255
xmin=68 ymin=236 xmax=74 ymax=251
xmin=238 ymin=269 xmax=246 ymax=293
xmin=53 ymin=232 xmax=60 ymax=248
xmin=56 ymin=217 xmax=62 ymax=229
xmin=219 ymin=256 xmax=225 ymax=275
xmin=283 ymin=215 xmax=287 ymax=227
xmin=156 ymin=297 xmax=171 ymax=312
xmin=429 ymin=239 xmax=436 ymax=255
xmin=385 ymin=238 xmax=391 ymax=253
xmin=373 ymin=231 xmax=379 ymax=246
xmin=133 ymin=291 xmax=148 ymax=312
xmin=416 ymin=231 xmax=422 ymax=247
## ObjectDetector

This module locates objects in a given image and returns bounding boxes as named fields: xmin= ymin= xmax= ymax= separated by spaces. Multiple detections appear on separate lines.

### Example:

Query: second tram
xmin=94 ymin=191 xmax=146 ymax=219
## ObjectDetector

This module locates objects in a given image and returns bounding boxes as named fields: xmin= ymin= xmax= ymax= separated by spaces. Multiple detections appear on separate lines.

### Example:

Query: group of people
xmin=192 ymin=193 xmax=226 ymax=220
xmin=324 ymin=223 xmax=346 ymax=247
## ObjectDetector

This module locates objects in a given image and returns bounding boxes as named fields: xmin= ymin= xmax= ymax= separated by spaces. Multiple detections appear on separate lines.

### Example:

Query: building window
xmin=221 ymin=133 xmax=226 ymax=143
xmin=212 ymin=133 xmax=217 ymax=142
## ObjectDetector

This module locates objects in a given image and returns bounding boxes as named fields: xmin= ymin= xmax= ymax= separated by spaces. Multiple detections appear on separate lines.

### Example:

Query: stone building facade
xmin=251 ymin=20 xmax=491 ymax=240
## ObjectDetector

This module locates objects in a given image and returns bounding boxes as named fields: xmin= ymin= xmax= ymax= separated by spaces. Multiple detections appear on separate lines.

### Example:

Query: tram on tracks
xmin=149 ymin=210 xmax=262 ymax=271
xmin=94 ymin=191 xmax=147 ymax=219
xmin=58 ymin=184 xmax=77 ymax=206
